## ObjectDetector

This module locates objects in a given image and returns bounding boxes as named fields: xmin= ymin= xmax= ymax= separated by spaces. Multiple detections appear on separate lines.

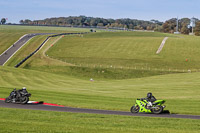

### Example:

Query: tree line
xmin=0 ymin=16 xmax=196 ymax=36
xmin=20 ymin=16 xmax=200 ymax=35
xmin=0 ymin=18 xmax=6 ymax=24
xmin=162 ymin=18 xmax=200 ymax=35
xmin=19 ymin=16 xmax=163 ymax=31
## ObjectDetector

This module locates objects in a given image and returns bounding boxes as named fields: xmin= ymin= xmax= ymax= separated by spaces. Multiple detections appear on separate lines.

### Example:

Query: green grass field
xmin=1 ymin=25 xmax=200 ymax=132
xmin=0 ymin=108 xmax=199 ymax=133
xmin=46 ymin=32 xmax=200 ymax=71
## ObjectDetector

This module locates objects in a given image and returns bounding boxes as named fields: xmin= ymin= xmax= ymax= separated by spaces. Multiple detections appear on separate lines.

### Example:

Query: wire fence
xmin=46 ymin=57 xmax=200 ymax=73
xmin=75 ymin=64 xmax=200 ymax=73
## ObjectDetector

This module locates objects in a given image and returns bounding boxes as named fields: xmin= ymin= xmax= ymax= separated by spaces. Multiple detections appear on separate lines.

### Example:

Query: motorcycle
xmin=130 ymin=98 xmax=166 ymax=114
xmin=5 ymin=89 xmax=31 ymax=104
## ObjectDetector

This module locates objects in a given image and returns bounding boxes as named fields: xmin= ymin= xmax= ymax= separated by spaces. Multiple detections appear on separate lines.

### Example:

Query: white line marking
xmin=156 ymin=37 xmax=168 ymax=54
xmin=19 ymin=34 xmax=28 ymax=40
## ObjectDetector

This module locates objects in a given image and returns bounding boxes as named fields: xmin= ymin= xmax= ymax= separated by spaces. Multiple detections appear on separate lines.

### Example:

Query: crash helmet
xmin=22 ymin=87 xmax=26 ymax=90
xmin=147 ymin=92 xmax=152 ymax=98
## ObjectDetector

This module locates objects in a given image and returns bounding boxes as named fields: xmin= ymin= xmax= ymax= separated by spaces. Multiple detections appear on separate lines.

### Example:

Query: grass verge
xmin=0 ymin=107 xmax=199 ymax=133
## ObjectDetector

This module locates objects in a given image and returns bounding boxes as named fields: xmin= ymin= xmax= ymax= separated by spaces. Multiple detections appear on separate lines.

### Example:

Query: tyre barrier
xmin=15 ymin=32 xmax=88 ymax=68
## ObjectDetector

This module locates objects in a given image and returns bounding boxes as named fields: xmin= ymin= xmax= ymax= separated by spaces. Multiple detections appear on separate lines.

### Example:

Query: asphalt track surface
xmin=0 ymin=101 xmax=199 ymax=120
xmin=0 ymin=33 xmax=54 ymax=66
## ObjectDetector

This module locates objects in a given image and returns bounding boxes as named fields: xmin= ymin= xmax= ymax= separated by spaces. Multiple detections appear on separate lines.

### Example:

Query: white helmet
xmin=22 ymin=87 xmax=26 ymax=90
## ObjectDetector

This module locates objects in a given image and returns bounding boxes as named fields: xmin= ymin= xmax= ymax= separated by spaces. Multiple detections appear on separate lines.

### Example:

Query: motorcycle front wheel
xmin=20 ymin=96 xmax=29 ymax=104
xmin=152 ymin=105 xmax=163 ymax=114
xmin=130 ymin=105 xmax=140 ymax=113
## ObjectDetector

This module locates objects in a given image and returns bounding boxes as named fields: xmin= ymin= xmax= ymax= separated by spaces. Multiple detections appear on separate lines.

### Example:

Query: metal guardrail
xmin=15 ymin=32 xmax=88 ymax=68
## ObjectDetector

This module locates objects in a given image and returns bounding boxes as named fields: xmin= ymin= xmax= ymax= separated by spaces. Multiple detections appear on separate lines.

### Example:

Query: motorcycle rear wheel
xmin=5 ymin=97 xmax=11 ymax=103
xmin=130 ymin=105 xmax=140 ymax=113
xmin=152 ymin=105 xmax=163 ymax=114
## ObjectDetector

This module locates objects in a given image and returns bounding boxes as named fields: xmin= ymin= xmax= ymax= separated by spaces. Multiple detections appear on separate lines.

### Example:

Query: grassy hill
xmin=0 ymin=25 xmax=89 ymax=54
xmin=1 ymin=26 xmax=200 ymax=132
xmin=8 ymin=31 xmax=200 ymax=79
xmin=3 ymin=28 xmax=200 ymax=114
xmin=46 ymin=32 xmax=200 ymax=71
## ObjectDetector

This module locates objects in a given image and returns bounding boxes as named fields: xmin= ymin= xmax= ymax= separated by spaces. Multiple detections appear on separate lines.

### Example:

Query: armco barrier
xmin=15 ymin=32 xmax=88 ymax=68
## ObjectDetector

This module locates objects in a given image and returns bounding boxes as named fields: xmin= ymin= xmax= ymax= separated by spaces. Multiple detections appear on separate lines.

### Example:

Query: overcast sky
xmin=0 ymin=0 xmax=199 ymax=23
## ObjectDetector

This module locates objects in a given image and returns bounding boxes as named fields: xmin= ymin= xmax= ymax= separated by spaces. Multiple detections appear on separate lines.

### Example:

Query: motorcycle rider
xmin=16 ymin=87 xmax=28 ymax=100
xmin=142 ymin=92 xmax=157 ymax=108
xmin=5 ymin=87 xmax=30 ymax=104
xmin=21 ymin=87 xmax=28 ymax=94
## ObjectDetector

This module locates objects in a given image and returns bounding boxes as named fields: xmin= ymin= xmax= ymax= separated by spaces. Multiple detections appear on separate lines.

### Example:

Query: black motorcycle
xmin=5 ymin=88 xmax=31 ymax=104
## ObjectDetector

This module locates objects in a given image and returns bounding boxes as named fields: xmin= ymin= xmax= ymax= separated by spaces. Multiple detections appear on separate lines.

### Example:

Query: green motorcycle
xmin=130 ymin=98 xmax=166 ymax=114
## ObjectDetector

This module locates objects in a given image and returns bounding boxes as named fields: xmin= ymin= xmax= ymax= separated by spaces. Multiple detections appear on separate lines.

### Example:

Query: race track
xmin=0 ymin=33 xmax=54 ymax=66
xmin=0 ymin=33 xmax=199 ymax=120
xmin=0 ymin=101 xmax=199 ymax=120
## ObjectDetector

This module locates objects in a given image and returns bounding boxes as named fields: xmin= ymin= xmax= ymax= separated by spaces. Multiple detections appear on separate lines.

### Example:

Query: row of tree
xmin=18 ymin=16 xmax=200 ymax=36
xmin=19 ymin=16 xmax=162 ymax=31
xmin=195 ymin=22 xmax=200 ymax=36
xmin=162 ymin=18 xmax=200 ymax=35
xmin=0 ymin=18 xmax=6 ymax=24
